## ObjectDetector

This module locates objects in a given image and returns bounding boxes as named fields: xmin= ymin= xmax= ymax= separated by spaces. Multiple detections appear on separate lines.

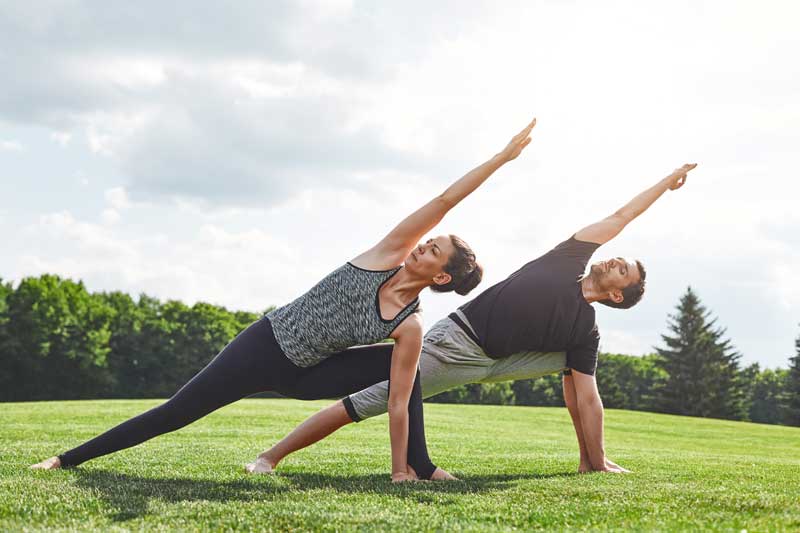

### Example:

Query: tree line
xmin=1 ymin=275 xmax=798 ymax=426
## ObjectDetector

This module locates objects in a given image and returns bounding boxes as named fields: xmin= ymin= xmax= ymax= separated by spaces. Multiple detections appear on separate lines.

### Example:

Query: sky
xmin=1 ymin=1 xmax=798 ymax=368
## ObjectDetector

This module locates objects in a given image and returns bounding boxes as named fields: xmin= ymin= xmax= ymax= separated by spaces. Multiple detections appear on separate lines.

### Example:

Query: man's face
xmin=588 ymin=257 xmax=641 ymax=292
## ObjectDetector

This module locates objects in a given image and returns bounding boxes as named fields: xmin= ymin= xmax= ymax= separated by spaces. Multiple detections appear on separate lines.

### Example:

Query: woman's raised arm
xmin=352 ymin=117 xmax=537 ymax=270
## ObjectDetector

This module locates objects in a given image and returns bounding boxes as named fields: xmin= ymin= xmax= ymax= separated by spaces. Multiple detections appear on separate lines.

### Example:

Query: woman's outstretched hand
xmin=498 ymin=117 xmax=537 ymax=162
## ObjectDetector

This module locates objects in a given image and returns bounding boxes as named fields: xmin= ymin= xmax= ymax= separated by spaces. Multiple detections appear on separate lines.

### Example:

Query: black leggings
xmin=58 ymin=318 xmax=436 ymax=478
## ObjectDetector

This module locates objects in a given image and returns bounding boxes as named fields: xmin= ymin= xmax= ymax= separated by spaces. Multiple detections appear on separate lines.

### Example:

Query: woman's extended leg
xmin=48 ymin=319 xmax=286 ymax=468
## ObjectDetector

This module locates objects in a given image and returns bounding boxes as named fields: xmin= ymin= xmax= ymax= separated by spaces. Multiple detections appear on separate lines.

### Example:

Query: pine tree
xmin=656 ymin=287 xmax=745 ymax=419
xmin=786 ymin=331 xmax=800 ymax=426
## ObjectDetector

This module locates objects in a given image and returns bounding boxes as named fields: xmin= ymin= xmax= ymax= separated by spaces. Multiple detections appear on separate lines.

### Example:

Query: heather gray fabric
xmin=348 ymin=311 xmax=567 ymax=420
xmin=267 ymin=263 xmax=419 ymax=368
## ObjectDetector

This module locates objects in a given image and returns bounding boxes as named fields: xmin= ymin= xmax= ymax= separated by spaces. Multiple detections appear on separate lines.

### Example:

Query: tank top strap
xmin=386 ymin=295 xmax=421 ymax=332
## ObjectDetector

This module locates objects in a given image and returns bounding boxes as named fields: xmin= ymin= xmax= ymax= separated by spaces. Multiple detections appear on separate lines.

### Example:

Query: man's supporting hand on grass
xmin=563 ymin=371 xmax=630 ymax=474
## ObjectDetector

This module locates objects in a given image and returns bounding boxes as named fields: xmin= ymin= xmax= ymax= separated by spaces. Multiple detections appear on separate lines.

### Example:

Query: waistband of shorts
xmin=447 ymin=311 xmax=482 ymax=347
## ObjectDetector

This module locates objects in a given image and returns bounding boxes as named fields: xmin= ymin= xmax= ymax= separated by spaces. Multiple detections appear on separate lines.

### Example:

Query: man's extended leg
xmin=254 ymin=317 xmax=568 ymax=474
xmin=250 ymin=401 xmax=352 ymax=473
xmin=252 ymin=316 xmax=492 ymax=474
xmin=253 ymin=342 xmax=437 ymax=479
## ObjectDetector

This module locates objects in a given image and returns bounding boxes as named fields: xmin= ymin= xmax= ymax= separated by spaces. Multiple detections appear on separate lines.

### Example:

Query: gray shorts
xmin=347 ymin=310 xmax=567 ymax=421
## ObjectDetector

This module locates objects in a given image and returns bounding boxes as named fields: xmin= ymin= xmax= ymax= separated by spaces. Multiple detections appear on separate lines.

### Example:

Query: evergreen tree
xmin=744 ymin=363 xmax=789 ymax=425
xmin=786 ymin=331 xmax=800 ymax=426
xmin=656 ymin=287 xmax=745 ymax=420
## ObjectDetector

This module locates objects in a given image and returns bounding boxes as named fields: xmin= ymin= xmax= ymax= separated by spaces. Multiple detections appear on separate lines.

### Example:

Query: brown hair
xmin=430 ymin=235 xmax=484 ymax=296
xmin=599 ymin=260 xmax=647 ymax=309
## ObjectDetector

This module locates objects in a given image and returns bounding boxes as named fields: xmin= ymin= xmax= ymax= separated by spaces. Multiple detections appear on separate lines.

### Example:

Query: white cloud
xmin=50 ymin=131 xmax=72 ymax=146
xmin=0 ymin=140 xmax=23 ymax=151
xmin=104 ymin=187 xmax=131 ymax=210
xmin=101 ymin=209 xmax=120 ymax=225
xmin=17 ymin=209 xmax=308 ymax=312
xmin=599 ymin=329 xmax=652 ymax=356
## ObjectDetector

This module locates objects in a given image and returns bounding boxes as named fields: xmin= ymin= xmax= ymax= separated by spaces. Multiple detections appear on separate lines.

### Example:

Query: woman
xmin=30 ymin=117 xmax=537 ymax=481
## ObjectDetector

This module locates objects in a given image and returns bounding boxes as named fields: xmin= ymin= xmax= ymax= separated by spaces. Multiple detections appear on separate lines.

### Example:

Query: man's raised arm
xmin=575 ymin=163 xmax=697 ymax=245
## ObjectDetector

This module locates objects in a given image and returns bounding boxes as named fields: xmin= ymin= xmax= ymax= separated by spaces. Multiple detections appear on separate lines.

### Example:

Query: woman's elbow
xmin=387 ymin=400 xmax=408 ymax=416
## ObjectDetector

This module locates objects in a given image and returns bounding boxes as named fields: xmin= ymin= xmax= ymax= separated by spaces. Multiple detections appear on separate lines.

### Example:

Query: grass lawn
xmin=2 ymin=399 xmax=799 ymax=531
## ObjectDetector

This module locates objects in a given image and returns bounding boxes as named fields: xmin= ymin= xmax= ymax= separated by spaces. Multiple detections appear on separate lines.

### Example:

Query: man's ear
xmin=433 ymin=272 xmax=452 ymax=286
xmin=609 ymin=289 xmax=624 ymax=304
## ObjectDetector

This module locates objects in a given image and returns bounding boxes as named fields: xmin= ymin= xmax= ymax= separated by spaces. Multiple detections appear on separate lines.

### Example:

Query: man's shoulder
xmin=522 ymin=235 xmax=600 ymax=272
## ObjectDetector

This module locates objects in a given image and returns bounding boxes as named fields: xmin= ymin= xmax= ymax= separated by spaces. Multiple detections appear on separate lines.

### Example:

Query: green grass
xmin=2 ymin=399 xmax=799 ymax=532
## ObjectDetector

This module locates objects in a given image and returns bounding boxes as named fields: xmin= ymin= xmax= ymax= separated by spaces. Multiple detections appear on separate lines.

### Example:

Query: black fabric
xmin=342 ymin=396 xmax=362 ymax=422
xmin=459 ymin=235 xmax=601 ymax=376
xmin=58 ymin=318 xmax=436 ymax=479
xmin=447 ymin=312 xmax=481 ymax=346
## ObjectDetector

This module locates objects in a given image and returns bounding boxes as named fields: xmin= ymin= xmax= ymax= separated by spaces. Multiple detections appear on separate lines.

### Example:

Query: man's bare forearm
xmin=615 ymin=164 xmax=697 ymax=222
xmin=577 ymin=397 xmax=606 ymax=470
xmin=563 ymin=374 xmax=590 ymax=465
xmin=614 ymin=176 xmax=673 ymax=222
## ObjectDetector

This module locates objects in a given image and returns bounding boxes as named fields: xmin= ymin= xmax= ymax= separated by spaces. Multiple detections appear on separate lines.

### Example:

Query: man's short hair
xmin=599 ymin=260 xmax=647 ymax=310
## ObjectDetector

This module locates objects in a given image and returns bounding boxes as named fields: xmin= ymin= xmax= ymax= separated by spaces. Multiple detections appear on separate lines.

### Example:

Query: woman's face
xmin=405 ymin=235 xmax=455 ymax=285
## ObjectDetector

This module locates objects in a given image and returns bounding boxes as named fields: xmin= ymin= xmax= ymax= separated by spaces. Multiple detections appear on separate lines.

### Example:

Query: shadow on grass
xmin=72 ymin=469 xmax=578 ymax=521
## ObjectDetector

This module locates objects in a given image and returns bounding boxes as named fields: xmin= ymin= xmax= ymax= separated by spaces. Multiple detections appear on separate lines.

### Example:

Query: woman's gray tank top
xmin=266 ymin=263 xmax=420 ymax=368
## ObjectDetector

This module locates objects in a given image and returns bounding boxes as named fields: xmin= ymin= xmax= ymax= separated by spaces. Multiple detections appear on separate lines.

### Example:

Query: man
xmin=246 ymin=162 xmax=697 ymax=478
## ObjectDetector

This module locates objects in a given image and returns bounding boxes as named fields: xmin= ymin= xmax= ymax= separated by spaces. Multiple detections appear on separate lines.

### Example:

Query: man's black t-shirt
xmin=459 ymin=236 xmax=601 ymax=375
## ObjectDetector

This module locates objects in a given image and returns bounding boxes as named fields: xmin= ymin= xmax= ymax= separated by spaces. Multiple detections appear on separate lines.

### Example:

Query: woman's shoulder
xmin=389 ymin=311 xmax=424 ymax=339
xmin=349 ymin=246 xmax=406 ymax=272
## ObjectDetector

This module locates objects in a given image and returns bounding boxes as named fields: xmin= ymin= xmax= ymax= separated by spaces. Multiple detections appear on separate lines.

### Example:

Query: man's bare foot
xmin=430 ymin=467 xmax=459 ymax=481
xmin=244 ymin=456 xmax=275 ymax=474
xmin=30 ymin=456 xmax=61 ymax=470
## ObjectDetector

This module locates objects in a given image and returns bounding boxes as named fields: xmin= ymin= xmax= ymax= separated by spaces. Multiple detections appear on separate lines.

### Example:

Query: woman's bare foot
xmin=430 ymin=467 xmax=459 ymax=481
xmin=406 ymin=464 xmax=458 ymax=481
xmin=30 ymin=456 xmax=61 ymax=470
xmin=244 ymin=456 xmax=275 ymax=474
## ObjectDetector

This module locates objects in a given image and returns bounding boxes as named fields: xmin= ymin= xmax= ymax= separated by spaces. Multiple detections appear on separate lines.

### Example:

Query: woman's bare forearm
xmin=439 ymin=154 xmax=508 ymax=208
xmin=388 ymin=407 xmax=409 ymax=476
